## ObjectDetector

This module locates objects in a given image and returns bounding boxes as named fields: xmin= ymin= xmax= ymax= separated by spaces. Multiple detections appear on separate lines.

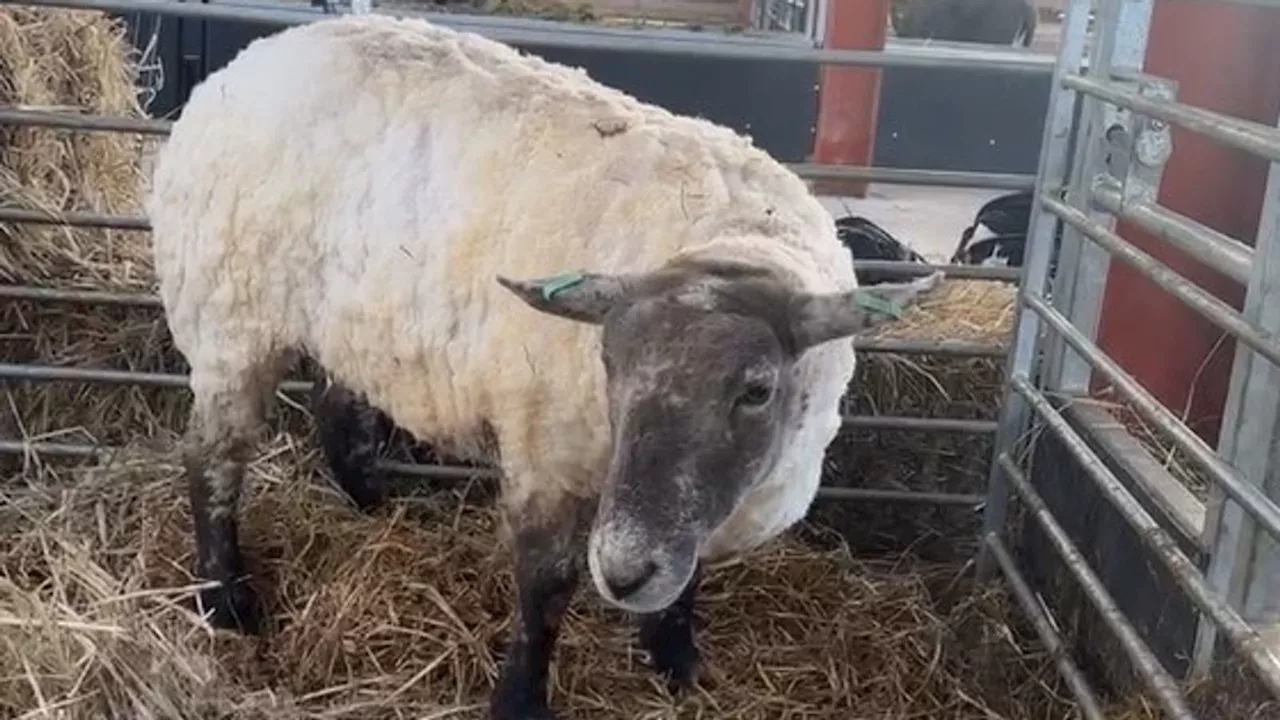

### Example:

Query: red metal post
xmin=811 ymin=0 xmax=891 ymax=198
xmin=1092 ymin=1 xmax=1280 ymax=443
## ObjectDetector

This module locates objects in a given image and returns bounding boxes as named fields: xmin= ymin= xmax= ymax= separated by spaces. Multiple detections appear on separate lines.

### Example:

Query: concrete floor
xmin=819 ymin=184 xmax=1008 ymax=263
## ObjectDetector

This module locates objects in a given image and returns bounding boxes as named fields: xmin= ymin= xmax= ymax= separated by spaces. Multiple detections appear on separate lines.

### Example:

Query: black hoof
xmin=342 ymin=471 xmax=388 ymax=513
xmin=488 ymin=690 xmax=556 ymax=720
xmin=639 ymin=615 xmax=700 ymax=693
xmin=197 ymin=580 xmax=262 ymax=635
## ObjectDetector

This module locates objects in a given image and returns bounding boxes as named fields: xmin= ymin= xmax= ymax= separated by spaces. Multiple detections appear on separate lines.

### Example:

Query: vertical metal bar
xmin=1046 ymin=0 xmax=1159 ymax=394
xmin=975 ymin=0 xmax=1093 ymax=580
xmin=1194 ymin=113 xmax=1280 ymax=678
xmin=984 ymin=533 xmax=1107 ymax=720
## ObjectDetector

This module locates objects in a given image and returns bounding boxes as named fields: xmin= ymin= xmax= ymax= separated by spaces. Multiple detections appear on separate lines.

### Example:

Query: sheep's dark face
xmin=498 ymin=259 xmax=940 ymax=614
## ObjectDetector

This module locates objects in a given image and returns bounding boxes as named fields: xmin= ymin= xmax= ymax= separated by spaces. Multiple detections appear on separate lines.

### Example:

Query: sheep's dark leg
xmin=187 ymin=430 xmax=259 ymax=633
xmin=490 ymin=497 xmax=593 ymax=720
xmin=638 ymin=563 xmax=701 ymax=692
xmin=185 ymin=361 xmax=283 ymax=635
xmin=310 ymin=374 xmax=388 ymax=512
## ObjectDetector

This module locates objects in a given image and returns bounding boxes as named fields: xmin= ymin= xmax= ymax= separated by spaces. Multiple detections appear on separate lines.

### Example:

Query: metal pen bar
xmin=851 ymin=260 xmax=1019 ymax=282
xmin=0 ymin=107 xmax=171 ymax=135
xmin=995 ymin=453 xmax=1195 ymax=720
xmin=0 ymin=362 xmax=987 ymax=434
xmin=1024 ymin=291 xmax=1280 ymax=545
xmin=0 ymin=438 xmax=978 ymax=506
xmin=0 ymin=205 xmax=1016 ymax=281
xmin=0 ymin=362 xmax=314 ymax=394
xmin=1012 ymin=375 xmax=1280 ymax=697
xmin=976 ymin=0 xmax=1095 ymax=580
xmin=1064 ymin=74 xmax=1280 ymax=164
xmin=1043 ymin=194 xmax=1280 ymax=368
xmin=814 ymin=487 xmax=983 ymax=505
xmin=841 ymin=415 xmax=997 ymax=433
xmin=0 ymin=107 xmax=1037 ymax=191
xmin=0 ymin=284 xmax=160 ymax=308
xmin=791 ymin=163 xmax=1036 ymax=190
xmin=0 ymin=206 xmax=149 ymax=231
xmin=851 ymin=338 xmax=1007 ymax=357
xmin=1092 ymin=180 xmax=1252 ymax=284
xmin=5 ymin=0 xmax=1055 ymax=74
xmin=0 ymin=294 xmax=1005 ymax=356
xmin=983 ymin=532 xmax=1106 ymax=720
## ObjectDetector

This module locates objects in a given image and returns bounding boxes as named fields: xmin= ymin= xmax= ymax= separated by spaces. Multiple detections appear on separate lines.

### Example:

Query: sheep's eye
xmin=737 ymin=382 xmax=774 ymax=409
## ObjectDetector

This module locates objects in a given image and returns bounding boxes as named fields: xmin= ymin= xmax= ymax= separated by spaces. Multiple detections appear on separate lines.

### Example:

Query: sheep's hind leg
xmin=185 ymin=360 xmax=284 ymax=635
xmin=638 ymin=563 xmax=701 ymax=692
xmin=490 ymin=494 xmax=594 ymax=720
xmin=310 ymin=373 xmax=389 ymax=512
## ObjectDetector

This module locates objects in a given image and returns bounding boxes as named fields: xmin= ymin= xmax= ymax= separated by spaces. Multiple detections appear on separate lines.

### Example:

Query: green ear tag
xmin=540 ymin=272 xmax=586 ymax=301
xmin=854 ymin=291 xmax=904 ymax=319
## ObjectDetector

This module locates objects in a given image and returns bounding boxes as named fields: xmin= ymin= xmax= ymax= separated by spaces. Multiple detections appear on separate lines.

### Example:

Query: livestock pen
xmin=1 ymin=0 xmax=1278 ymax=718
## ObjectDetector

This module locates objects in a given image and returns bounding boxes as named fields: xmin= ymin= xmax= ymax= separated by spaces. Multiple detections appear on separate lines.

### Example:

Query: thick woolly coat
xmin=146 ymin=15 xmax=859 ymax=562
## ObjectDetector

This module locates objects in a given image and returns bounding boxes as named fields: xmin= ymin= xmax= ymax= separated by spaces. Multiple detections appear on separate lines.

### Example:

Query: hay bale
xmin=814 ymin=279 xmax=1015 ymax=560
xmin=1 ymin=433 xmax=1095 ymax=719
xmin=0 ymin=7 xmax=185 ymax=457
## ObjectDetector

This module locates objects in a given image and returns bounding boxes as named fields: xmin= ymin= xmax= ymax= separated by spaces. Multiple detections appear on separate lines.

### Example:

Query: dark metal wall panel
xmin=874 ymin=64 xmax=1051 ymax=175
xmin=517 ymin=45 xmax=820 ymax=163
xmin=1018 ymin=404 xmax=1201 ymax=688
xmin=118 ymin=11 xmax=820 ymax=164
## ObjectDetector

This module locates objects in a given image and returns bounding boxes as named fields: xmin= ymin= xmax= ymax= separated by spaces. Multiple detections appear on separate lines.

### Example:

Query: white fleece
xmin=146 ymin=14 xmax=858 ymax=563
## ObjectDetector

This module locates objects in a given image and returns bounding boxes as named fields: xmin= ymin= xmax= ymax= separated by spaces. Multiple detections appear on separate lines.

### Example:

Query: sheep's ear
xmin=789 ymin=272 xmax=944 ymax=351
xmin=497 ymin=271 xmax=635 ymax=324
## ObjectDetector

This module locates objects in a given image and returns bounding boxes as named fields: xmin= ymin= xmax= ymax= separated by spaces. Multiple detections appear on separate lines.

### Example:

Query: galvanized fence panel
xmin=982 ymin=0 xmax=1280 ymax=713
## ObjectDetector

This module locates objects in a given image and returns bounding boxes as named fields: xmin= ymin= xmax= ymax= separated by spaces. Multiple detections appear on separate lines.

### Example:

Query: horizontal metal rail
xmin=983 ymin=532 xmax=1105 ymax=720
xmin=1012 ymin=375 xmax=1280 ymax=697
xmin=0 ymin=107 xmax=171 ymax=135
xmin=1065 ymin=74 xmax=1280 ymax=164
xmin=995 ymin=453 xmax=1194 ymax=720
xmin=841 ymin=415 xmax=997 ymax=433
xmin=0 ymin=107 xmax=1038 ymax=192
xmin=1091 ymin=180 xmax=1253 ymax=284
xmin=0 ymin=206 xmax=149 ymax=231
xmin=0 ymin=363 xmax=993 ymax=434
xmin=814 ymin=487 xmax=983 ymax=505
xmin=6 ymin=0 xmax=1055 ymax=74
xmin=1024 ymin=291 xmax=1280 ymax=545
xmin=1044 ymin=194 xmax=1280 ymax=368
xmin=0 ymin=438 xmax=980 ymax=505
xmin=0 ymin=291 xmax=1006 ymax=357
xmin=785 ymin=164 xmax=1035 ymax=190
xmin=849 ymin=338 xmax=1007 ymax=358
xmin=0 ymin=284 xmax=160 ymax=308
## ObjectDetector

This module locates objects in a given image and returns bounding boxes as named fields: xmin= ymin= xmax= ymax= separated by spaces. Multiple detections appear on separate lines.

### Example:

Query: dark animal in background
xmin=950 ymin=190 xmax=1032 ymax=268
xmin=835 ymin=215 xmax=931 ymax=286
xmin=893 ymin=0 xmax=1038 ymax=47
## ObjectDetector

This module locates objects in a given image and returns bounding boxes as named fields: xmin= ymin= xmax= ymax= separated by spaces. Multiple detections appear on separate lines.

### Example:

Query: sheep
xmin=893 ymin=0 xmax=1038 ymax=47
xmin=145 ymin=14 xmax=943 ymax=718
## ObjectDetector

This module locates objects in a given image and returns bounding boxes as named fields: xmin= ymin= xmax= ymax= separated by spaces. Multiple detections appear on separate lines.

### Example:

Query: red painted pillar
xmin=1092 ymin=1 xmax=1280 ymax=443
xmin=811 ymin=0 xmax=891 ymax=198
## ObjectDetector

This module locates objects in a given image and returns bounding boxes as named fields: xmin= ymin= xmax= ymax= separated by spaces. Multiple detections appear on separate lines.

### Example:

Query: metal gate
xmin=978 ymin=0 xmax=1280 ymax=716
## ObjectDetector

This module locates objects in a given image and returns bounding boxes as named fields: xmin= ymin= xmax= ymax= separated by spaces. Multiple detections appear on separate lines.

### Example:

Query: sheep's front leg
xmin=490 ymin=496 xmax=593 ymax=720
xmin=187 ymin=431 xmax=260 ymax=633
xmin=638 ymin=563 xmax=701 ymax=692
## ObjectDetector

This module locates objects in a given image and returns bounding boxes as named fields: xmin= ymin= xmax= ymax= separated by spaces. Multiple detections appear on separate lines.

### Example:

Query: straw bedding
xmin=0 ymin=6 xmax=1224 ymax=720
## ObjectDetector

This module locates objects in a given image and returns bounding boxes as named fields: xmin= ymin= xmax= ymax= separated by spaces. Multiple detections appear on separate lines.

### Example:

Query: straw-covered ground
xmin=4 ymin=6 xmax=1263 ymax=720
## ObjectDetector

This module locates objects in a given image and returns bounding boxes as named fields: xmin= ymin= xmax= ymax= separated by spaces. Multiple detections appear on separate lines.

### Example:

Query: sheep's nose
xmin=603 ymin=560 xmax=658 ymax=601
